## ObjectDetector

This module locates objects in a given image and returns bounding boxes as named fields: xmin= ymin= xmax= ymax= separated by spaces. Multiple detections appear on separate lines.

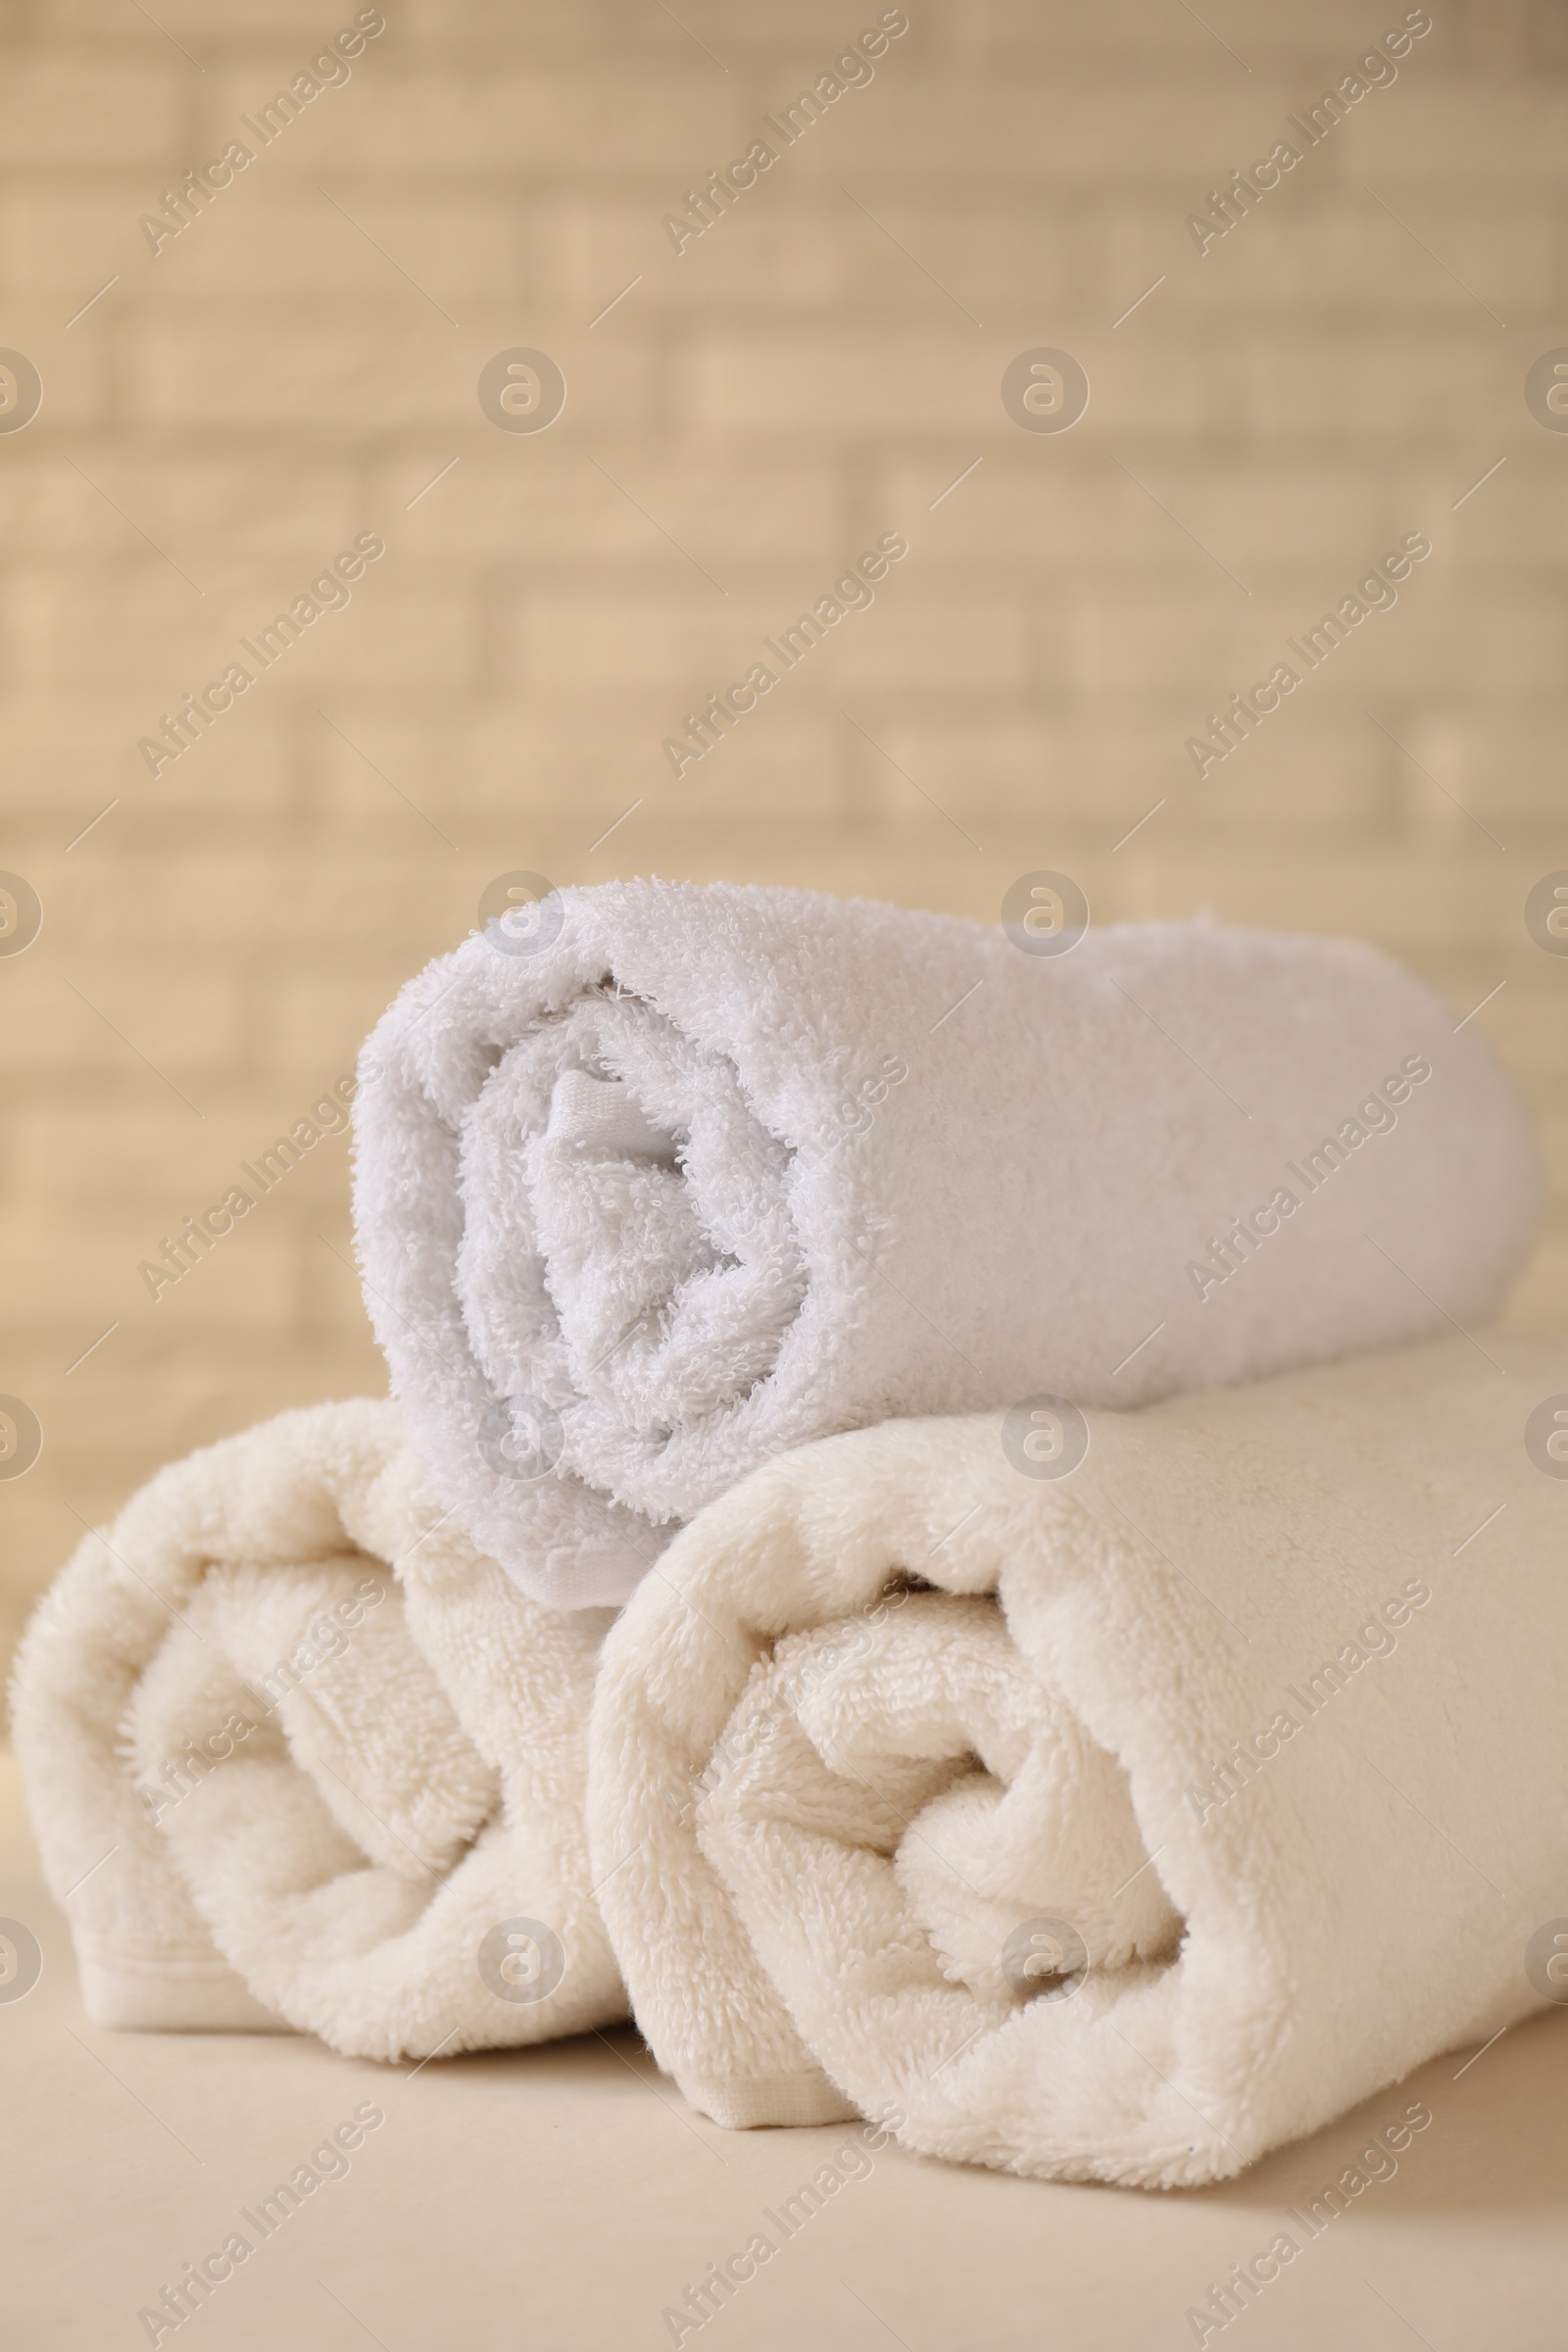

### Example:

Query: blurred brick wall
xmin=2 ymin=0 xmax=1565 ymax=1670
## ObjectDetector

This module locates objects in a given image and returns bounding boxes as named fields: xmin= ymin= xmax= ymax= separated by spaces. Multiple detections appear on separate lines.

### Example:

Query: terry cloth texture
xmin=11 ymin=1399 xmax=625 ymax=2060
xmin=587 ymin=1335 xmax=1568 ymax=2187
xmin=350 ymin=881 xmax=1536 ymax=1610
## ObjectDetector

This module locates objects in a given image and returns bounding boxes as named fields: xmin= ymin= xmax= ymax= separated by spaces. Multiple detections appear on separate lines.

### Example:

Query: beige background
xmin=1 ymin=0 xmax=1566 ymax=1676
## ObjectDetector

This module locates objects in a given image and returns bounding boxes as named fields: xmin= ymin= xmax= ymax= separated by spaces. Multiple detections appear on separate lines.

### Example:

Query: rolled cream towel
xmin=351 ymin=879 xmax=1535 ymax=1607
xmin=587 ymin=1335 xmax=1568 ymax=2186
xmin=11 ymin=1400 xmax=624 ymax=2059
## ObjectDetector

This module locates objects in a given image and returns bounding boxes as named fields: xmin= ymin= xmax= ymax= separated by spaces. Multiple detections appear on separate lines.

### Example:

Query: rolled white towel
xmin=587 ymin=1334 xmax=1568 ymax=2186
xmin=352 ymin=878 xmax=1535 ymax=1607
xmin=10 ymin=1400 xmax=624 ymax=2060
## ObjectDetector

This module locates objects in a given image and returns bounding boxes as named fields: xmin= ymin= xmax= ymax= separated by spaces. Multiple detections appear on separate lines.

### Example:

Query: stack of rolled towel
xmin=16 ymin=878 xmax=1562 ymax=2188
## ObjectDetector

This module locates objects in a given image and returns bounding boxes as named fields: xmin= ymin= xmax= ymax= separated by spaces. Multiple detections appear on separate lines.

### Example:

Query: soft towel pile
xmin=587 ymin=1335 xmax=1568 ymax=2185
xmin=350 ymin=881 xmax=1534 ymax=1606
xmin=12 ymin=879 xmax=1557 ymax=2196
xmin=12 ymin=1400 xmax=623 ymax=2057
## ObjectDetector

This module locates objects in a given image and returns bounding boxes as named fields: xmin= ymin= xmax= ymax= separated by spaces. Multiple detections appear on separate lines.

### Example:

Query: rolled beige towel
xmin=12 ymin=1399 xmax=624 ymax=2059
xmin=588 ymin=1335 xmax=1568 ymax=2186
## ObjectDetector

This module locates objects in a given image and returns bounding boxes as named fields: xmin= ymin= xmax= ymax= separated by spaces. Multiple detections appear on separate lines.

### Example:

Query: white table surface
xmin=4 ymin=1750 xmax=1565 ymax=2352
